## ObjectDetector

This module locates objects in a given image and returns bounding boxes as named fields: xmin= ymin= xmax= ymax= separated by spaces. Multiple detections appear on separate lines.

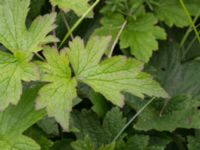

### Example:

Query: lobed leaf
xmin=68 ymin=36 xmax=169 ymax=107
xmin=36 ymin=47 xmax=77 ymax=131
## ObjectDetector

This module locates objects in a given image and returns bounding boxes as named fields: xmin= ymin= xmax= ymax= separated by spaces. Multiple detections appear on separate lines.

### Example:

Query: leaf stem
xmin=179 ymin=0 xmax=200 ymax=43
xmin=61 ymin=11 xmax=74 ymax=40
xmin=112 ymin=97 xmax=155 ymax=142
xmin=52 ymin=6 xmax=58 ymax=48
xmin=180 ymin=10 xmax=200 ymax=47
xmin=108 ymin=20 xmax=127 ymax=58
xmin=58 ymin=0 xmax=100 ymax=48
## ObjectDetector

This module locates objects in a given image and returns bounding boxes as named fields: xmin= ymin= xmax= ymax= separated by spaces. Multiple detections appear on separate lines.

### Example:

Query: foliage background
xmin=0 ymin=0 xmax=200 ymax=149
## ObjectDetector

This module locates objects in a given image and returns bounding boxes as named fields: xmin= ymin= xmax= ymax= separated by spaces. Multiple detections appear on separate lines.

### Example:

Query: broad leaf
xmin=36 ymin=47 xmax=77 ymax=131
xmin=0 ymin=0 xmax=57 ymax=54
xmin=126 ymin=43 xmax=200 ymax=131
xmin=120 ymin=13 xmax=166 ymax=62
xmin=103 ymin=108 xmax=126 ymax=142
xmin=68 ymin=36 xmax=169 ymax=107
xmin=50 ymin=0 xmax=93 ymax=17
xmin=25 ymin=126 xmax=53 ymax=150
xmin=71 ymin=136 xmax=95 ymax=150
xmin=0 ymin=51 xmax=39 ymax=110
xmin=0 ymin=83 xmax=46 ymax=150
xmin=95 ymin=13 xmax=166 ymax=62
xmin=148 ymin=43 xmax=200 ymax=98
xmin=71 ymin=108 xmax=126 ymax=148
xmin=187 ymin=130 xmax=200 ymax=150
xmin=127 ymin=95 xmax=200 ymax=131
xmin=0 ymin=0 xmax=57 ymax=110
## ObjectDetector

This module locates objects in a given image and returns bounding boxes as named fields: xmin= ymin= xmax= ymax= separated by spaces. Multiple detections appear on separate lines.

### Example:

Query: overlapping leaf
xmin=153 ymin=0 xmax=200 ymax=27
xmin=71 ymin=108 xmax=126 ymax=149
xmin=0 ymin=0 xmax=57 ymax=110
xmin=0 ymin=51 xmax=39 ymax=110
xmin=95 ymin=0 xmax=166 ymax=62
xmin=120 ymin=13 xmax=166 ymax=62
xmin=127 ymin=95 xmax=200 ymax=131
xmin=68 ymin=36 xmax=168 ymax=107
xmin=0 ymin=84 xmax=46 ymax=150
xmin=126 ymin=43 xmax=200 ymax=131
xmin=187 ymin=130 xmax=200 ymax=150
xmin=148 ymin=43 xmax=200 ymax=98
xmin=36 ymin=47 xmax=77 ymax=131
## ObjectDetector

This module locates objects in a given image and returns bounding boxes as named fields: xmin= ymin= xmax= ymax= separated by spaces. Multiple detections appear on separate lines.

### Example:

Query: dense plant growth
xmin=0 ymin=0 xmax=200 ymax=149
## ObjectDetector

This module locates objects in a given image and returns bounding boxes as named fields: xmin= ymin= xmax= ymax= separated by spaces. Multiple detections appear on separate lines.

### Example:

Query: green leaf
xmin=71 ymin=136 xmax=95 ymax=150
xmin=29 ymin=0 xmax=46 ymax=19
xmin=25 ymin=126 xmax=53 ymax=150
xmin=71 ymin=108 xmax=126 ymax=148
xmin=68 ymin=36 xmax=168 ymax=107
xmin=0 ymin=135 xmax=41 ymax=150
xmin=103 ymin=108 xmax=126 ymax=142
xmin=0 ymin=51 xmax=39 ymax=110
xmin=187 ymin=130 xmax=200 ymax=150
xmin=36 ymin=47 xmax=77 ymax=131
xmin=153 ymin=0 xmax=200 ymax=27
xmin=0 ymin=0 xmax=57 ymax=110
xmin=0 ymin=0 xmax=57 ymax=54
xmin=50 ymin=139 xmax=74 ymax=150
xmin=125 ymin=135 xmax=149 ymax=150
xmin=89 ymin=90 xmax=109 ymax=117
xmin=127 ymin=95 xmax=200 ymax=131
xmin=50 ymin=0 xmax=93 ymax=17
xmin=120 ymin=13 xmax=166 ymax=62
xmin=148 ymin=43 xmax=200 ymax=98
xmin=0 ymin=83 xmax=46 ymax=150
xmin=115 ymin=134 xmax=168 ymax=150
xmin=98 ymin=143 xmax=115 ymax=150
xmin=71 ymin=110 xmax=106 ymax=148
xmin=94 ymin=14 xmax=125 ymax=54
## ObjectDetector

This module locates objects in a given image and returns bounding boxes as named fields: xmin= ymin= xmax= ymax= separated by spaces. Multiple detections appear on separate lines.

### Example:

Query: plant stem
xmin=112 ymin=97 xmax=155 ymax=142
xmin=179 ymin=0 xmax=200 ymax=43
xmin=52 ymin=6 xmax=58 ymax=48
xmin=58 ymin=0 xmax=100 ymax=48
xmin=108 ymin=20 xmax=127 ymax=58
xmin=180 ymin=10 xmax=200 ymax=47
xmin=61 ymin=11 xmax=74 ymax=40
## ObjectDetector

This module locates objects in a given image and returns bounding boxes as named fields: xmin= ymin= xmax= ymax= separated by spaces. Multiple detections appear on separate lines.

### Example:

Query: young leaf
xmin=0 ymin=0 xmax=57 ymax=110
xmin=50 ymin=0 xmax=93 ymax=17
xmin=0 ymin=83 xmax=46 ymax=150
xmin=36 ymin=47 xmax=77 ymax=131
xmin=68 ymin=36 xmax=169 ymax=107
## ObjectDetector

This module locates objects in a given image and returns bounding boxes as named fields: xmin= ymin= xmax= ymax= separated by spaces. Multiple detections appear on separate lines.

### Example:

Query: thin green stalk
xmin=35 ymin=52 xmax=45 ymax=61
xmin=108 ymin=20 xmax=127 ymax=58
xmin=112 ymin=97 xmax=155 ymax=142
xmin=58 ymin=0 xmax=100 ymax=48
xmin=180 ymin=10 xmax=200 ymax=47
xmin=52 ymin=6 xmax=58 ymax=48
xmin=185 ymin=36 xmax=197 ymax=54
xmin=179 ymin=0 xmax=200 ymax=43
xmin=61 ymin=11 xmax=74 ymax=40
